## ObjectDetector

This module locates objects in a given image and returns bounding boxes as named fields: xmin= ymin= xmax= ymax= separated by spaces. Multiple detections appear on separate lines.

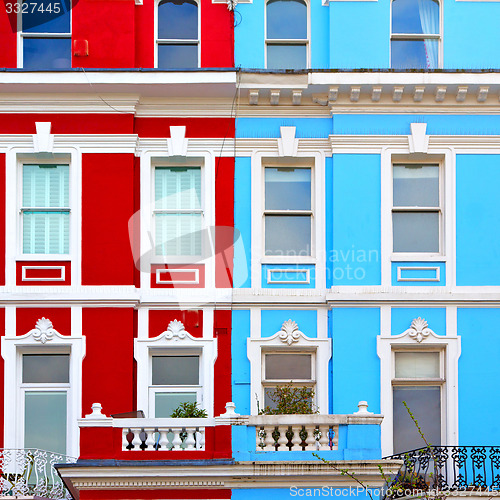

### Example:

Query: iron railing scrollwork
xmin=385 ymin=446 xmax=500 ymax=496
xmin=0 ymin=448 xmax=76 ymax=499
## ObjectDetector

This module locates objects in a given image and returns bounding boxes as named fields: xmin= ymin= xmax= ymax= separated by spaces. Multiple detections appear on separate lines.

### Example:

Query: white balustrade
xmin=116 ymin=418 xmax=212 ymax=451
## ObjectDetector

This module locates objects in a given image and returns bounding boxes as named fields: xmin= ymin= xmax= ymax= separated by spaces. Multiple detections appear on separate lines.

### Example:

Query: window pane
xmin=152 ymin=355 xmax=199 ymax=386
xmin=158 ymin=44 xmax=198 ymax=69
xmin=22 ymin=0 xmax=71 ymax=33
xmin=393 ymin=165 xmax=439 ymax=207
xmin=395 ymin=352 xmax=440 ymax=378
xmin=155 ymin=167 xmax=201 ymax=210
xmin=393 ymin=386 xmax=440 ymax=454
xmin=265 ymin=215 xmax=311 ymax=256
xmin=393 ymin=212 xmax=439 ymax=253
xmin=264 ymin=386 xmax=312 ymax=409
xmin=155 ymin=213 xmax=202 ymax=256
xmin=23 ymin=212 xmax=70 ymax=254
xmin=267 ymin=44 xmax=307 ymax=70
xmin=23 ymin=165 xmax=69 ymax=208
xmin=23 ymin=354 xmax=70 ymax=383
xmin=265 ymin=353 xmax=312 ymax=380
xmin=25 ymin=391 xmax=66 ymax=454
xmin=265 ymin=168 xmax=311 ymax=210
xmin=23 ymin=38 xmax=71 ymax=69
xmin=158 ymin=0 xmax=198 ymax=40
xmin=391 ymin=39 xmax=439 ymax=69
xmin=155 ymin=392 xmax=197 ymax=418
xmin=392 ymin=0 xmax=439 ymax=34
xmin=267 ymin=0 xmax=307 ymax=39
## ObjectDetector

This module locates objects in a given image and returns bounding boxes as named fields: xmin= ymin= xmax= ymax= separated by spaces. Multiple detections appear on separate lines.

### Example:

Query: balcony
xmin=0 ymin=448 xmax=76 ymax=500
xmin=386 ymin=446 xmax=500 ymax=494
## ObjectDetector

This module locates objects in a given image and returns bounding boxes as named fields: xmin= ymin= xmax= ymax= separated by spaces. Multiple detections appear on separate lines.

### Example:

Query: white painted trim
xmin=139 ymin=149 xmax=215 ymax=291
xmin=377 ymin=313 xmax=460 ymax=456
xmin=134 ymin=315 xmax=217 ymax=418
xmin=6 ymin=147 xmax=82 ymax=288
xmin=251 ymin=151 xmax=325 ymax=289
xmin=156 ymin=268 xmax=200 ymax=285
xmin=396 ymin=266 xmax=440 ymax=282
xmin=266 ymin=268 xmax=310 ymax=284
xmin=248 ymin=326 xmax=331 ymax=415
xmin=2 ymin=309 xmax=85 ymax=458
xmin=21 ymin=265 xmax=66 ymax=282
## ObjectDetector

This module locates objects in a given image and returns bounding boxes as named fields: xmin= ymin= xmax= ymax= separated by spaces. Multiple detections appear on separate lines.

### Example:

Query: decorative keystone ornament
xmin=28 ymin=317 xmax=59 ymax=344
xmin=404 ymin=317 xmax=435 ymax=343
xmin=278 ymin=319 xmax=303 ymax=345
xmin=165 ymin=319 xmax=187 ymax=341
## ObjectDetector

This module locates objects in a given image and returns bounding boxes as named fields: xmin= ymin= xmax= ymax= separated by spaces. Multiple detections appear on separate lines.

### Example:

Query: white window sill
xmin=16 ymin=255 xmax=72 ymax=262
xmin=261 ymin=256 xmax=316 ymax=264
xmin=391 ymin=254 xmax=446 ymax=262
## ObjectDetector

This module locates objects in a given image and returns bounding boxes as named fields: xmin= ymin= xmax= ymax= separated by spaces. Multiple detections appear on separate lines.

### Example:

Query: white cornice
xmin=58 ymin=460 xmax=402 ymax=492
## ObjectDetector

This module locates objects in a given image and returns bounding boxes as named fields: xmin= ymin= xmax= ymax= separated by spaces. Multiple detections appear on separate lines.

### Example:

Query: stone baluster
xmin=263 ymin=426 xmax=275 ymax=451
xmin=171 ymin=429 xmax=183 ymax=450
xmin=290 ymin=426 xmax=302 ymax=451
xmin=331 ymin=425 xmax=339 ymax=450
xmin=197 ymin=428 xmax=205 ymax=450
xmin=318 ymin=425 xmax=330 ymax=450
xmin=122 ymin=429 xmax=130 ymax=451
xmin=277 ymin=425 xmax=288 ymax=451
xmin=305 ymin=426 xmax=316 ymax=451
xmin=158 ymin=429 xmax=170 ymax=450
xmin=184 ymin=428 xmax=196 ymax=450
xmin=144 ymin=428 xmax=156 ymax=450
xmin=131 ymin=428 xmax=143 ymax=450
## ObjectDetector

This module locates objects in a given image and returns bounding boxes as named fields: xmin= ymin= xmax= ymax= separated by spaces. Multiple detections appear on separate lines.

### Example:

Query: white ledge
xmin=247 ymin=414 xmax=383 ymax=426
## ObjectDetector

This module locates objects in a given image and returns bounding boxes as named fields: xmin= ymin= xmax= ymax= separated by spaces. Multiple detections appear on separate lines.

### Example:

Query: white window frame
xmin=6 ymin=148 xmax=81 ymax=287
xmin=148 ymin=350 xmax=203 ymax=417
xmin=135 ymin=319 xmax=217 ymax=418
xmin=261 ymin=350 xmax=317 ymax=410
xmin=17 ymin=0 xmax=72 ymax=69
xmin=251 ymin=152 xmax=325 ymax=288
xmin=151 ymin=163 xmax=204 ymax=261
xmin=380 ymin=145 xmax=455 ymax=288
xmin=19 ymin=161 xmax=71 ymax=258
xmin=263 ymin=162 xmax=314 ymax=259
xmin=391 ymin=348 xmax=445 ymax=454
xmin=139 ymin=150 xmax=215 ymax=290
xmin=377 ymin=313 xmax=460 ymax=457
xmin=154 ymin=0 xmax=200 ymax=69
xmin=390 ymin=0 xmax=443 ymax=69
xmin=264 ymin=0 xmax=310 ymax=69
xmin=391 ymin=161 xmax=444 ymax=258
xmin=247 ymin=317 xmax=331 ymax=415
xmin=1 ymin=310 xmax=85 ymax=457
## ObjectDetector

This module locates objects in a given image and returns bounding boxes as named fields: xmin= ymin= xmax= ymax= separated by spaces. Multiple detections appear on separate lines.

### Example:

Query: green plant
xmin=258 ymin=384 xmax=318 ymax=415
xmin=170 ymin=402 xmax=208 ymax=418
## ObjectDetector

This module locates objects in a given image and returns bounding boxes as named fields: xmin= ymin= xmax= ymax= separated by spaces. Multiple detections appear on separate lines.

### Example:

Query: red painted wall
xmin=134 ymin=118 xmax=235 ymax=139
xmin=215 ymin=157 xmax=234 ymax=288
xmin=0 ymin=153 xmax=4 ymax=286
xmin=200 ymin=0 xmax=233 ymax=68
xmin=134 ymin=0 xmax=154 ymax=68
xmin=80 ymin=488 xmax=231 ymax=499
xmin=0 ymin=4 xmax=16 ymax=67
xmin=71 ymin=0 xmax=136 ymax=68
xmin=213 ymin=309 xmax=231 ymax=416
xmin=82 ymin=153 xmax=135 ymax=285
xmin=0 ymin=114 xmax=133 ymax=135
xmin=149 ymin=310 xmax=203 ymax=338
xmin=82 ymin=308 xmax=135 ymax=416
xmin=16 ymin=308 xmax=71 ymax=336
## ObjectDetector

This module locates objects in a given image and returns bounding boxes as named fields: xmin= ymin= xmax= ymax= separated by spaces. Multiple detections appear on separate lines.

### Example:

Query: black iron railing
xmin=385 ymin=446 xmax=500 ymax=493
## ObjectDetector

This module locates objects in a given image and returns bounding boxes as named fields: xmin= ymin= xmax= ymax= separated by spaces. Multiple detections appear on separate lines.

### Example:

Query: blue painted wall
xmin=329 ymin=0 xmax=390 ymax=69
xmin=236 ymin=118 xmax=332 ymax=138
xmin=391 ymin=308 xmax=446 ymax=336
xmin=456 ymin=154 xmax=500 ymax=286
xmin=232 ymin=310 xmax=251 ymax=415
xmin=458 ymin=309 xmax=500 ymax=444
xmin=331 ymin=154 xmax=381 ymax=286
xmin=261 ymin=309 xmax=317 ymax=338
xmin=234 ymin=157 xmax=252 ymax=288
xmin=331 ymin=308 xmax=380 ymax=414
